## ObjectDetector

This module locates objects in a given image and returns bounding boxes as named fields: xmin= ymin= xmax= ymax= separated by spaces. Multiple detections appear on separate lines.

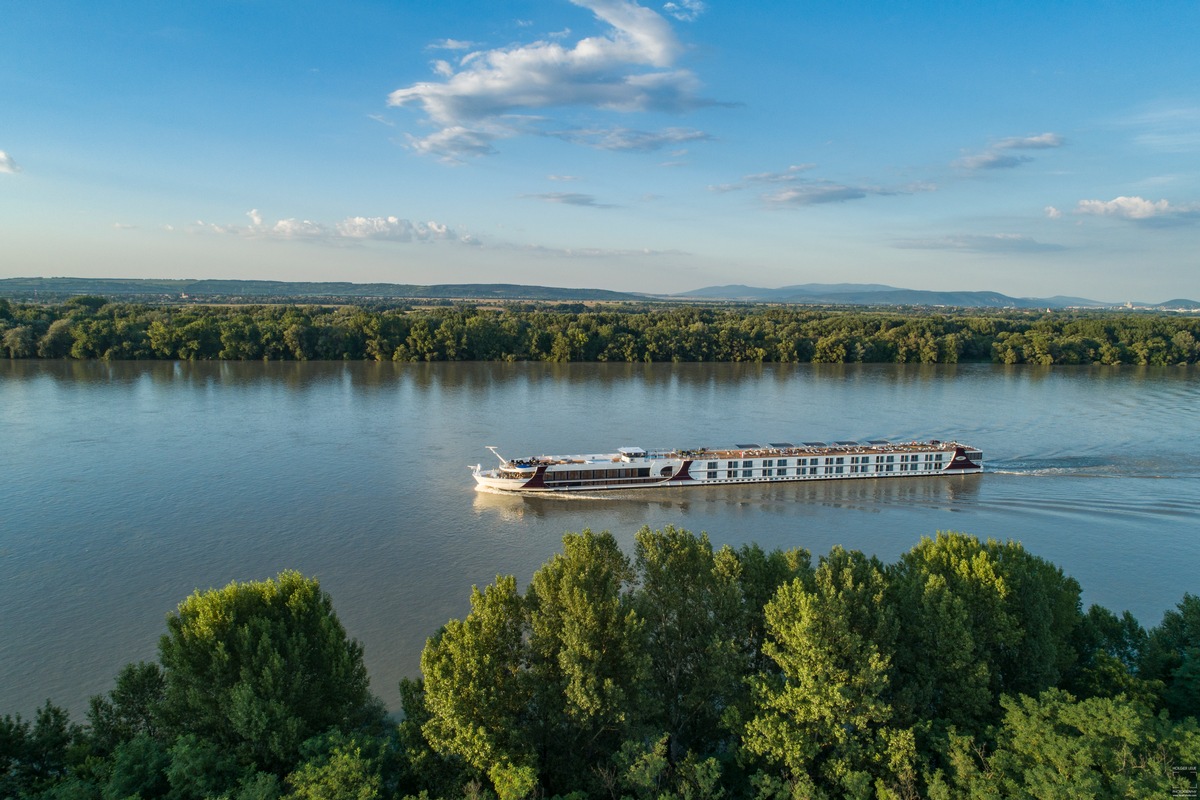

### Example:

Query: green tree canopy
xmin=158 ymin=570 xmax=379 ymax=774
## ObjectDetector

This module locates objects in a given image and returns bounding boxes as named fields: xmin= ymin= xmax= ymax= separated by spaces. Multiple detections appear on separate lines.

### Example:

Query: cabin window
xmin=707 ymin=461 xmax=718 ymax=470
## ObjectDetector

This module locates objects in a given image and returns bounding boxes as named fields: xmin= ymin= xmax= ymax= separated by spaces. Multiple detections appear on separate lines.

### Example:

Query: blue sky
xmin=2 ymin=1 xmax=1198 ymax=301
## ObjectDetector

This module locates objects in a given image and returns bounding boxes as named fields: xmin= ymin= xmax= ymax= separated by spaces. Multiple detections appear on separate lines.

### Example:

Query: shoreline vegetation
xmin=2 ymin=529 xmax=1198 ymax=799
xmin=3 ymin=297 xmax=1200 ymax=365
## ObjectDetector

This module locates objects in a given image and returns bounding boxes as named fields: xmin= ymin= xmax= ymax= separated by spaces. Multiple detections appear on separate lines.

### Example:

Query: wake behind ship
xmin=472 ymin=439 xmax=983 ymax=493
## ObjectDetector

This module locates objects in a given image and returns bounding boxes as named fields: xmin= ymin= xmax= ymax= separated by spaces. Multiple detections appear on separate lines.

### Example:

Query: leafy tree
xmin=633 ymin=526 xmax=743 ymax=759
xmin=526 ymin=530 xmax=648 ymax=792
xmin=158 ymin=571 xmax=379 ymax=775
xmin=419 ymin=575 xmax=535 ymax=799
xmin=3 ymin=324 xmax=35 ymax=358
xmin=933 ymin=689 xmax=1200 ymax=798
xmin=1141 ymin=593 xmax=1200 ymax=719
xmin=102 ymin=732 xmax=171 ymax=800
xmin=888 ymin=533 xmax=1082 ymax=739
xmin=1066 ymin=605 xmax=1158 ymax=704
xmin=37 ymin=319 xmax=75 ymax=358
xmin=1 ymin=701 xmax=88 ymax=798
xmin=165 ymin=733 xmax=242 ymax=799
xmin=745 ymin=547 xmax=916 ymax=799
xmin=87 ymin=661 xmax=165 ymax=755
xmin=283 ymin=735 xmax=383 ymax=800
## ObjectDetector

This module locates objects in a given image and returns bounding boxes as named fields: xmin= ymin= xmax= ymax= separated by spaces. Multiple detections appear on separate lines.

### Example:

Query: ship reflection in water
xmin=471 ymin=473 xmax=983 ymax=524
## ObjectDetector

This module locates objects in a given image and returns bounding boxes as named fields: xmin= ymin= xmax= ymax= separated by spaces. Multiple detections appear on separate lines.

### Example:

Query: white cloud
xmin=1073 ymin=195 xmax=1198 ymax=221
xmin=0 ymin=151 xmax=19 ymax=174
xmin=955 ymin=132 xmax=1065 ymax=170
xmin=662 ymin=0 xmax=706 ymax=21
xmin=548 ymin=174 xmax=582 ymax=181
xmin=336 ymin=216 xmax=457 ymax=241
xmin=1045 ymin=206 xmax=1062 ymax=219
xmin=388 ymin=0 xmax=712 ymax=160
xmin=192 ymin=210 xmax=473 ymax=243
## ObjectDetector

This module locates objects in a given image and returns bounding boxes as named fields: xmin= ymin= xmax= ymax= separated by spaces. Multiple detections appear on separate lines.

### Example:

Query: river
xmin=2 ymin=360 xmax=1197 ymax=716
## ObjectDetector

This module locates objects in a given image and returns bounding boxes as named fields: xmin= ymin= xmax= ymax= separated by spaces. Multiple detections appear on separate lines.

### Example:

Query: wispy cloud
xmin=1073 ymin=195 xmax=1199 ymax=223
xmin=426 ymin=38 xmax=476 ymax=51
xmin=765 ymin=184 xmax=872 ymax=206
xmin=711 ymin=163 xmax=927 ymax=207
xmin=955 ymin=132 xmax=1065 ymax=170
xmin=548 ymin=174 xmax=582 ymax=181
xmin=511 ymin=242 xmax=686 ymax=258
xmin=662 ymin=0 xmax=706 ymax=21
xmin=707 ymin=164 xmax=816 ymax=193
xmin=523 ymin=192 xmax=617 ymax=208
xmin=1119 ymin=103 xmax=1200 ymax=153
xmin=191 ymin=209 xmax=478 ymax=244
xmin=0 ymin=151 xmax=19 ymax=174
xmin=547 ymin=125 xmax=710 ymax=151
xmin=388 ymin=0 xmax=714 ymax=161
xmin=894 ymin=233 xmax=1065 ymax=253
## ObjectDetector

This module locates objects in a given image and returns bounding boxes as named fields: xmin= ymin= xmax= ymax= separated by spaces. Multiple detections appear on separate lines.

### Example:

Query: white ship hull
xmin=471 ymin=440 xmax=983 ymax=493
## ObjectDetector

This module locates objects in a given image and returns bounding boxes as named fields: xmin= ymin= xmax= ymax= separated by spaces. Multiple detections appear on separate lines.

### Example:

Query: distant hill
xmin=0 ymin=277 xmax=646 ymax=303
xmin=674 ymin=283 xmax=1110 ymax=309
xmin=2 ymin=277 xmax=1195 ymax=311
xmin=1156 ymin=298 xmax=1200 ymax=310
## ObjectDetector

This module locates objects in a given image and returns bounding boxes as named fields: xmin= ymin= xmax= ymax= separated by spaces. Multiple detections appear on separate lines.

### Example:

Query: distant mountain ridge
xmin=0 ymin=277 xmax=645 ymax=302
xmin=674 ymin=283 xmax=1197 ymax=309
xmin=1 ymin=277 xmax=1196 ymax=310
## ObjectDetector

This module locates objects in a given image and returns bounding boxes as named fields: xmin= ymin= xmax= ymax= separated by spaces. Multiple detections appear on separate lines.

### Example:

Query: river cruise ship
xmin=471 ymin=439 xmax=983 ymax=493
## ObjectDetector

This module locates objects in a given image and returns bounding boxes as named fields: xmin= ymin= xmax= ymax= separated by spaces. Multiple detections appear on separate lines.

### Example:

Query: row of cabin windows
xmin=701 ymin=452 xmax=948 ymax=480
xmin=706 ymin=453 xmax=945 ymax=470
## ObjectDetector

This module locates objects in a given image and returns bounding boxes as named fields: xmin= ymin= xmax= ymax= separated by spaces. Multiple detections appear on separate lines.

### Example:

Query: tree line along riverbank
xmin=3 ymin=296 xmax=1200 ymax=364
xmin=2 ymin=529 xmax=1198 ymax=799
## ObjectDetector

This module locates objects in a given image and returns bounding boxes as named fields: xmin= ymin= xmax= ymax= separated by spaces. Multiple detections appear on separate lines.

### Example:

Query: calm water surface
xmin=2 ymin=361 xmax=1198 ymax=716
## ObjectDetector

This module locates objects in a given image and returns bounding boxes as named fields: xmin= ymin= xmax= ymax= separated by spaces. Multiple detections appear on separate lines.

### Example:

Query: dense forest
xmin=3 ymin=297 xmax=1200 ymax=365
xmin=3 ymin=529 xmax=1198 ymax=799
